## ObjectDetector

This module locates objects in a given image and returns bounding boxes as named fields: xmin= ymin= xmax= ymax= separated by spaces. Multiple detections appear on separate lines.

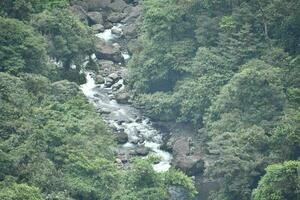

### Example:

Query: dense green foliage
xmin=32 ymin=8 xmax=95 ymax=83
xmin=252 ymin=161 xmax=300 ymax=200
xmin=129 ymin=0 xmax=300 ymax=199
xmin=0 ymin=1 xmax=197 ymax=200
xmin=0 ymin=17 xmax=48 ymax=75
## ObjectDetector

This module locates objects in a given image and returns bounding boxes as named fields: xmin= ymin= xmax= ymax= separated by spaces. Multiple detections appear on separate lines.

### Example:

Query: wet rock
xmin=116 ymin=131 xmax=128 ymax=144
xmin=115 ymin=91 xmax=131 ymax=104
xmin=170 ymin=137 xmax=204 ymax=175
xmin=168 ymin=186 xmax=189 ymax=200
xmin=130 ymin=137 xmax=144 ymax=145
xmin=95 ymin=39 xmax=124 ymax=63
xmin=111 ymin=26 xmax=123 ymax=37
xmin=104 ymin=77 xmax=114 ymax=88
xmin=135 ymin=117 xmax=142 ymax=123
xmin=108 ymin=12 xmax=126 ymax=23
xmin=83 ymin=0 xmax=110 ymax=11
xmin=95 ymin=75 xmax=105 ymax=84
xmin=108 ymin=73 xmax=120 ymax=82
xmin=108 ymin=0 xmax=128 ymax=12
xmin=122 ymin=5 xmax=141 ymax=24
xmin=135 ymin=146 xmax=151 ymax=156
xmin=97 ymin=108 xmax=111 ymax=115
xmin=87 ymin=11 xmax=103 ymax=25
xmin=112 ymin=82 xmax=123 ymax=91
xmin=123 ymin=23 xmax=137 ymax=39
xmin=173 ymin=155 xmax=204 ymax=176
xmin=91 ymin=24 xmax=105 ymax=32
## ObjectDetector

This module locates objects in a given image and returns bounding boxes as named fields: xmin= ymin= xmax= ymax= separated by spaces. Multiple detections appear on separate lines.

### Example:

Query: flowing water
xmin=80 ymin=25 xmax=172 ymax=172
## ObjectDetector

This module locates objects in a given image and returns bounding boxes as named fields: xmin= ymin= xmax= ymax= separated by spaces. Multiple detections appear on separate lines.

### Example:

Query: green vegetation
xmin=129 ymin=0 xmax=300 ymax=199
xmin=0 ymin=1 xmax=196 ymax=200
xmin=252 ymin=161 xmax=300 ymax=200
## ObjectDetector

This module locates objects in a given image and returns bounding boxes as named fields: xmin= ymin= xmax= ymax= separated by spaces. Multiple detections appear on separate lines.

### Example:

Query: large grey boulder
xmin=107 ymin=12 xmax=127 ymax=23
xmin=171 ymin=137 xmax=204 ymax=176
xmin=87 ymin=11 xmax=103 ymax=25
xmin=115 ymin=130 xmax=128 ymax=144
xmin=115 ymin=91 xmax=131 ymax=104
xmin=91 ymin=24 xmax=105 ymax=33
xmin=108 ymin=0 xmax=128 ymax=12
xmin=83 ymin=0 xmax=111 ymax=11
xmin=95 ymin=39 xmax=124 ymax=63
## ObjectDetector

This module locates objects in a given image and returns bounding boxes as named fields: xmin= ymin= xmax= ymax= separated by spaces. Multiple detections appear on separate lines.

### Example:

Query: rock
xmin=112 ymin=82 xmax=123 ymax=91
xmin=123 ymin=23 xmax=138 ymax=39
xmin=83 ymin=0 xmax=111 ymax=11
xmin=122 ymin=5 xmax=142 ymax=24
xmin=70 ymin=0 xmax=88 ymax=10
xmin=135 ymin=146 xmax=150 ymax=156
xmin=91 ymin=24 xmax=105 ymax=32
xmin=111 ymin=26 xmax=123 ymax=37
xmin=104 ymin=77 xmax=113 ymax=87
xmin=87 ymin=11 xmax=103 ymax=25
xmin=95 ymin=75 xmax=105 ymax=84
xmin=108 ymin=12 xmax=126 ymax=23
xmin=172 ymin=155 xmax=204 ymax=176
xmin=98 ymin=108 xmax=111 ymax=115
xmin=95 ymin=39 xmax=124 ymax=63
xmin=115 ymin=91 xmax=131 ymax=104
xmin=118 ymin=154 xmax=129 ymax=163
xmin=108 ymin=73 xmax=120 ymax=82
xmin=108 ymin=0 xmax=128 ymax=12
xmin=116 ymin=131 xmax=128 ymax=144
xmin=168 ymin=186 xmax=190 ymax=200
xmin=170 ymin=137 xmax=205 ymax=175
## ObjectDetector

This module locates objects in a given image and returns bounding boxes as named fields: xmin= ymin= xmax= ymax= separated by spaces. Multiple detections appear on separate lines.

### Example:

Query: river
xmin=80 ymin=25 xmax=172 ymax=172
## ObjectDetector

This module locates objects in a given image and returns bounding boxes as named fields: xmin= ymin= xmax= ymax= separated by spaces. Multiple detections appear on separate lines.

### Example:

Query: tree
xmin=0 ymin=177 xmax=43 ymax=200
xmin=252 ymin=160 xmax=300 ymax=200
xmin=0 ymin=17 xmax=48 ymax=75
xmin=32 ymin=8 xmax=94 ymax=83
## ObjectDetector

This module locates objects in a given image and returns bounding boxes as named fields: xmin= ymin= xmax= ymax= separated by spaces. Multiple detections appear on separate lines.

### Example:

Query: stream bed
xmin=80 ymin=25 xmax=172 ymax=172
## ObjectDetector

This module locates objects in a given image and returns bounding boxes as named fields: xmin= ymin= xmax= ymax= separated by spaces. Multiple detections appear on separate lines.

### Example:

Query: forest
xmin=0 ymin=0 xmax=299 ymax=200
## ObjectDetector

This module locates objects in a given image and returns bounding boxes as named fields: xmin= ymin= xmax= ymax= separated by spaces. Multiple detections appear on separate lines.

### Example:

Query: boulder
xmin=95 ymin=75 xmax=105 ymax=84
xmin=87 ymin=11 xmax=103 ymax=25
xmin=116 ymin=131 xmax=128 ymax=144
xmin=123 ymin=23 xmax=138 ymax=39
xmin=108 ymin=73 xmax=120 ymax=82
xmin=170 ymin=137 xmax=205 ymax=175
xmin=115 ymin=91 xmax=131 ymax=104
xmin=135 ymin=146 xmax=150 ymax=156
xmin=108 ymin=0 xmax=128 ymax=12
xmin=104 ymin=77 xmax=114 ymax=88
xmin=95 ymin=39 xmax=124 ymax=63
xmin=122 ymin=5 xmax=142 ymax=24
xmin=98 ymin=108 xmax=111 ymax=115
xmin=83 ymin=0 xmax=111 ymax=11
xmin=91 ymin=24 xmax=105 ymax=32
xmin=172 ymin=155 xmax=204 ymax=176
xmin=108 ymin=12 xmax=126 ymax=23
xmin=111 ymin=26 xmax=123 ymax=37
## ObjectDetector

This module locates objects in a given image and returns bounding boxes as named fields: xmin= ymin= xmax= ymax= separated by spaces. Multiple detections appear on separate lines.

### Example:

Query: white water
xmin=96 ymin=29 xmax=115 ymax=41
xmin=81 ymin=72 xmax=172 ymax=172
